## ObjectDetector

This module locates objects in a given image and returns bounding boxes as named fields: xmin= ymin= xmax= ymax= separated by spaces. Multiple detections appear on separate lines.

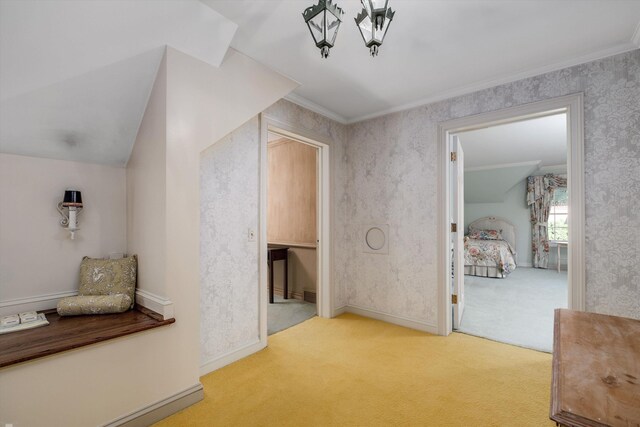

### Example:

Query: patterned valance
xmin=526 ymin=174 xmax=567 ymax=269
xmin=526 ymin=174 xmax=567 ymax=206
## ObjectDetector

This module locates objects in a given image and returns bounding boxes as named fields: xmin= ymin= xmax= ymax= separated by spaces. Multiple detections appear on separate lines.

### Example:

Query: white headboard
xmin=468 ymin=216 xmax=517 ymax=253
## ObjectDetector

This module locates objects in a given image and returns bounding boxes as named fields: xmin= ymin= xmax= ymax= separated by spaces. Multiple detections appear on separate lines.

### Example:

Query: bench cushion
xmin=57 ymin=294 xmax=132 ymax=316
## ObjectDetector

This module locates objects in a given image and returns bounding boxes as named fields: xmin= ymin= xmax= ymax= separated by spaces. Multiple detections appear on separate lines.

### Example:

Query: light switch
xmin=248 ymin=228 xmax=256 ymax=242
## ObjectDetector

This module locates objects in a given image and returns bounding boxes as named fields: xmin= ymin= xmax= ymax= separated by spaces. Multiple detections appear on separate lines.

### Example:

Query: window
xmin=548 ymin=187 xmax=568 ymax=242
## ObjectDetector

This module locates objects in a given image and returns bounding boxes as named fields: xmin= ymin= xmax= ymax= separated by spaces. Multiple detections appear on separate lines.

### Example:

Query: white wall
xmin=0 ymin=45 xmax=296 ymax=426
xmin=0 ymin=153 xmax=126 ymax=315
xmin=0 ymin=51 xmax=196 ymax=427
xmin=164 ymin=46 xmax=297 ymax=377
xmin=127 ymin=52 xmax=167 ymax=299
xmin=465 ymin=179 xmax=532 ymax=266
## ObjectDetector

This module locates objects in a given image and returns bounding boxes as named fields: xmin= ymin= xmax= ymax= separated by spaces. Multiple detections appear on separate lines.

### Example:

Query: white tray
xmin=0 ymin=313 xmax=49 ymax=335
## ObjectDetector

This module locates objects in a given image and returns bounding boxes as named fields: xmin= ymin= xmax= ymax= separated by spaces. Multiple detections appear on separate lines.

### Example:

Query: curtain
xmin=526 ymin=174 xmax=567 ymax=268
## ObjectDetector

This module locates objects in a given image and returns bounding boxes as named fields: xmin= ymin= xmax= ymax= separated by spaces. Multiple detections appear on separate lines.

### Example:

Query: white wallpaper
xmin=201 ymin=50 xmax=639 ymax=364
xmin=345 ymin=50 xmax=640 ymax=323
xmin=200 ymin=117 xmax=260 ymax=363
xmin=200 ymin=101 xmax=347 ymax=365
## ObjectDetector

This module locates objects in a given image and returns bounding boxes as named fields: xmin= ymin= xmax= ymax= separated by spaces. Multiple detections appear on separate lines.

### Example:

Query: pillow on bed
xmin=468 ymin=229 xmax=503 ymax=240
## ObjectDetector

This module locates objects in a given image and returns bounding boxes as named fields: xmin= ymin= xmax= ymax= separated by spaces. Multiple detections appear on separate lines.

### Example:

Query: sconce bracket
xmin=57 ymin=202 xmax=83 ymax=228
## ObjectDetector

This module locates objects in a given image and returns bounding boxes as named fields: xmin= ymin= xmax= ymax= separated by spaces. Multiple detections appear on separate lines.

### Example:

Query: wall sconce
xmin=57 ymin=189 xmax=83 ymax=240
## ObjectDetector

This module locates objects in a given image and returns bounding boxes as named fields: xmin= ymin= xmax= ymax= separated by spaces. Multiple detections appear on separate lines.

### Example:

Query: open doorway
xmin=452 ymin=113 xmax=568 ymax=351
xmin=265 ymin=131 xmax=319 ymax=335
xmin=439 ymin=94 xmax=585 ymax=351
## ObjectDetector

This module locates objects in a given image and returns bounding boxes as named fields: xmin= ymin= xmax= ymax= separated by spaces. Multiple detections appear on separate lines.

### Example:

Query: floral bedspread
xmin=464 ymin=238 xmax=516 ymax=275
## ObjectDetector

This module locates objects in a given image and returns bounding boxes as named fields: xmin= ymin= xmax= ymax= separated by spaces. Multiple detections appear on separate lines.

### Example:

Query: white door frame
xmin=436 ymin=93 xmax=586 ymax=336
xmin=259 ymin=114 xmax=332 ymax=345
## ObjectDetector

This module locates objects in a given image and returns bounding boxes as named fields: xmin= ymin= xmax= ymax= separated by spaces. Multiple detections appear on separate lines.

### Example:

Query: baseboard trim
xmin=273 ymin=287 xmax=304 ymax=300
xmin=0 ymin=290 xmax=78 ymax=316
xmin=332 ymin=305 xmax=347 ymax=317
xmin=345 ymin=304 xmax=438 ymax=334
xmin=103 ymin=383 xmax=203 ymax=427
xmin=135 ymin=289 xmax=174 ymax=320
xmin=200 ymin=339 xmax=265 ymax=376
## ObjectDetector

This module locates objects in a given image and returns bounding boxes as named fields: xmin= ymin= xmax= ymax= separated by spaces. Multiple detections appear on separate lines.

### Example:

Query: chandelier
xmin=355 ymin=0 xmax=395 ymax=56
xmin=302 ymin=0 xmax=344 ymax=58
xmin=302 ymin=0 xmax=395 ymax=58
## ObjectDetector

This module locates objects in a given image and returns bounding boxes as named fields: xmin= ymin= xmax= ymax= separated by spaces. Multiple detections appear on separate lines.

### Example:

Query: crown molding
xmin=285 ymin=40 xmax=639 ymax=127
xmin=632 ymin=19 xmax=640 ymax=47
xmin=465 ymin=160 xmax=541 ymax=173
xmin=284 ymin=92 xmax=348 ymax=124
xmin=346 ymin=42 xmax=638 ymax=124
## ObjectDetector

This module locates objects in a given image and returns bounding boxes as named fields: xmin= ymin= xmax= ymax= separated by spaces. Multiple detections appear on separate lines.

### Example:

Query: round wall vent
xmin=362 ymin=224 xmax=389 ymax=254
xmin=366 ymin=227 xmax=386 ymax=250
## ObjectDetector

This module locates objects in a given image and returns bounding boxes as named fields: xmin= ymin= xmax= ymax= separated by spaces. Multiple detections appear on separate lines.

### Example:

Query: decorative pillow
xmin=57 ymin=294 xmax=132 ymax=316
xmin=78 ymin=255 xmax=137 ymax=309
xmin=468 ymin=229 xmax=503 ymax=240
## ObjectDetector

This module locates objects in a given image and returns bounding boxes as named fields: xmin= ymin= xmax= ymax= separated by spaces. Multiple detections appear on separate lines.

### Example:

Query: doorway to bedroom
xmin=441 ymin=95 xmax=585 ymax=352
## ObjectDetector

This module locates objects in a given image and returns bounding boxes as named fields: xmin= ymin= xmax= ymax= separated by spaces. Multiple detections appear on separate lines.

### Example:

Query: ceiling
xmin=1 ymin=1 xmax=638 ymax=166
xmin=459 ymin=113 xmax=567 ymax=203
xmin=0 ymin=0 xmax=237 ymax=166
xmin=204 ymin=0 xmax=640 ymax=123
xmin=457 ymin=113 xmax=567 ymax=170
xmin=464 ymin=163 xmax=539 ymax=203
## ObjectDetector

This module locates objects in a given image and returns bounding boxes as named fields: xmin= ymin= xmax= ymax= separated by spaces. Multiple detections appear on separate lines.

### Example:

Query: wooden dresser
xmin=550 ymin=309 xmax=640 ymax=427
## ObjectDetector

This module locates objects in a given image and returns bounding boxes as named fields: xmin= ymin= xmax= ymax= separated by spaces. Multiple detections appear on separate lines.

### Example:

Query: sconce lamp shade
xmin=62 ymin=190 xmax=83 ymax=208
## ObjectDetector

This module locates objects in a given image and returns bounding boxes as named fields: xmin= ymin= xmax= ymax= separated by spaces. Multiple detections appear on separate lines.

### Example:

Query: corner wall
xmin=199 ymin=99 xmax=348 ymax=372
xmin=0 ymin=153 xmax=126 ymax=315
xmin=0 ymin=43 xmax=297 ymax=426
xmin=127 ymin=52 xmax=167 ymax=300
xmin=163 ymin=47 xmax=298 ymax=375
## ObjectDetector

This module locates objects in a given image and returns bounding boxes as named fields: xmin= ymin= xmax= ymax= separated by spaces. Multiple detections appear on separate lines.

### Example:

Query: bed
xmin=464 ymin=217 xmax=517 ymax=278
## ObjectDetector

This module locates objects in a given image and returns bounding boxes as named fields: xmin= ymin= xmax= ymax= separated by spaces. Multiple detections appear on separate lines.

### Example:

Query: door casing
xmin=259 ymin=114 xmax=333 ymax=346
xmin=437 ymin=93 xmax=586 ymax=336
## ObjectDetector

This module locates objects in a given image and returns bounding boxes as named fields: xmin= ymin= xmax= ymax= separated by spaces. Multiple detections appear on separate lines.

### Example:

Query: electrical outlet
xmin=248 ymin=229 xmax=256 ymax=242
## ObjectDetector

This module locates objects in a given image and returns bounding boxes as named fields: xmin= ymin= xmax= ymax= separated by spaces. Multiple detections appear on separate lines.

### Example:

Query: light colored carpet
xmin=268 ymin=294 xmax=316 ymax=335
xmin=458 ymin=267 xmax=567 ymax=352
xmin=155 ymin=314 xmax=554 ymax=427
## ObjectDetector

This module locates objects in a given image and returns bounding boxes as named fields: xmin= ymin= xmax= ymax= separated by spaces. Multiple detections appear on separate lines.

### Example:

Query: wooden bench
xmin=0 ymin=305 xmax=174 ymax=368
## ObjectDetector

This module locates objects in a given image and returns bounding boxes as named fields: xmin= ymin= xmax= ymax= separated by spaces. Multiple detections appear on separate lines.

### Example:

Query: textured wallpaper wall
xmin=345 ymin=50 xmax=640 ymax=324
xmin=200 ymin=117 xmax=260 ymax=363
xmin=201 ymin=50 xmax=639 ymax=364
xmin=200 ymin=100 xmax=347 ymax=364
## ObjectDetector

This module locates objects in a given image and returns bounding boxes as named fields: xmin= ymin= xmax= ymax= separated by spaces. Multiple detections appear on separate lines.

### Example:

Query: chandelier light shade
xmin=355 ymin=0 xmax=395 ymax=56
xmin=302 ymin=0 xmax=344 ymax=58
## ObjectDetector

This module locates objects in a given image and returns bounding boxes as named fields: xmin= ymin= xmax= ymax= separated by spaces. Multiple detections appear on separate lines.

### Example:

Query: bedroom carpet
xmin=267 ymin=294 xmax=316 ymax=335
xmin=458 ymin=267 xmax=567 ymax=352
xmin=155 ymin=314 xmax=554 ymax=427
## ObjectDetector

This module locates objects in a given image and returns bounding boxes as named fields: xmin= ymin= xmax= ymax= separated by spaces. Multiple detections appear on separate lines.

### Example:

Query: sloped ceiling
xmin=459 ymin=113 xmax=567 ymax=203
xmin=458 ymin=113 xmax=567 ymax=169
xmin=465 ymin=162 xmax=539 ymax=203
xmin=0 ymin=0 xmax=237 ymax=166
